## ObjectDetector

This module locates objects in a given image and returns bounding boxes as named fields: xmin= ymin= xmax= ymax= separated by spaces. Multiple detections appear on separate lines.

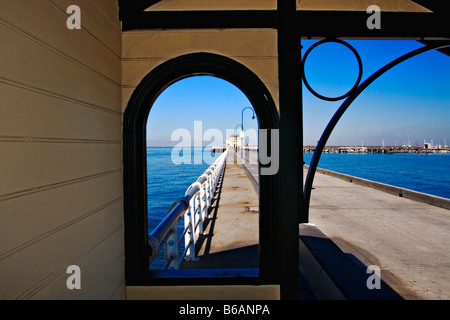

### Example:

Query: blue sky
xmin=146 ymin=76 xmax=259 ymax=146
xmin=147 ymin=40 xmax=449 ymax=147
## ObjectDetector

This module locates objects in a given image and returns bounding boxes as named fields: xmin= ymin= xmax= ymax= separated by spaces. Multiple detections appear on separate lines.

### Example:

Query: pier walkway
xmin=179 ymin=148 xmax=449 ymax=299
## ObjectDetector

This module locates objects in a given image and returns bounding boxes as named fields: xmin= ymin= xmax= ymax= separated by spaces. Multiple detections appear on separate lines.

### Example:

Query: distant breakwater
xmin=303 ymin=146 xmax=449 ymax=154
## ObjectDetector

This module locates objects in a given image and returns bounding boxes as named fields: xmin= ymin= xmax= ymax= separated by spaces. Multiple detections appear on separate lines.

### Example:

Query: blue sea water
xmin=147 ymin=147 xmax=219 ymax=230
xmin=147 ymin=147 xmax=449 ymax=268
xmin=303 ymin=152 xmax=450 ymax=199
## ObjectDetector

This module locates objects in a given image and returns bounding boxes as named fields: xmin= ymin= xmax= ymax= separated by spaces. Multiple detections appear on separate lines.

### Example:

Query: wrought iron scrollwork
xmin=301 ymin=40 xmax=450 ymax=223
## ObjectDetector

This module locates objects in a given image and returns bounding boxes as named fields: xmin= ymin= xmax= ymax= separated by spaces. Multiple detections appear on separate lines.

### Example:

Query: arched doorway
xmin=123 ymin=53 xmax=279 ymax=285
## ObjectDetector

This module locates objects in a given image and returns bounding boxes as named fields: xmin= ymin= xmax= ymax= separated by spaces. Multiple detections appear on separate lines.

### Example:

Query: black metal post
xmin=277 ymin=0 xmax=302 ymax=299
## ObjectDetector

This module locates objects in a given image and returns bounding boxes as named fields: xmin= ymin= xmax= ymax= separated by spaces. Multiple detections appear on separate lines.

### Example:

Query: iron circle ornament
xmin=302 ymin=39 xmax=363 ymax=101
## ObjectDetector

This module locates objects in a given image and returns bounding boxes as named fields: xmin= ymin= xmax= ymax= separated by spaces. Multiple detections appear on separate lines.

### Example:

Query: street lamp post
xmin=234 ymin=124 xmax=243 ymax=150
xmin=240 ymin=107 xmax=256 ymax=157
xmin=241 ymin=107 xmax=256 ymax=132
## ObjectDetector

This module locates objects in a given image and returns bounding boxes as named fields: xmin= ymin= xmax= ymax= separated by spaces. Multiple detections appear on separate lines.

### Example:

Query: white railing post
xmin=196 ymin=192 xmax=204 ymax=235
xmin=199 ymin=184 xmax=205 ymax=223
xmin=206 ymin=174 xmax=212 ymax=208
xmin=190 ymin=197 xmax=198 ymax=241
xmin=184 ymin=198 xmax=197 ymax=261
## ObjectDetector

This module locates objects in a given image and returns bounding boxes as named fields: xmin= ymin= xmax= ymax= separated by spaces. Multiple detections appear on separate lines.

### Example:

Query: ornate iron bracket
xmin=301 ymin=39 xmax=450 ymax=223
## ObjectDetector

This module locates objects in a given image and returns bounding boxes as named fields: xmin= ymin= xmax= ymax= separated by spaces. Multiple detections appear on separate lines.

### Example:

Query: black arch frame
xmin=123 ymin=52 xmax=280 ymax=286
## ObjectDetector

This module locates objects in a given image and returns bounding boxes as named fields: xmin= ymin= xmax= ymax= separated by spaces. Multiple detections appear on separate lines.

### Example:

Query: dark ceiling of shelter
xmin=118 ymin=1 xmax=449 ymax=54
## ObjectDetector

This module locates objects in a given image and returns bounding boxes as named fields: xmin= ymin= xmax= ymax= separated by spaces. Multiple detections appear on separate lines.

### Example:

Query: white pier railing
xmin=148 ymin=148 xmax=228 ymax=269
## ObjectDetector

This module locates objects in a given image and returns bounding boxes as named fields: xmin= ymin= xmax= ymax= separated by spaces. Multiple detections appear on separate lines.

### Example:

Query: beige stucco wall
xmin=0 ymin=0 xmax=124 ymax=299
xmin=121 ymin=29 xmax=279 ymax=113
